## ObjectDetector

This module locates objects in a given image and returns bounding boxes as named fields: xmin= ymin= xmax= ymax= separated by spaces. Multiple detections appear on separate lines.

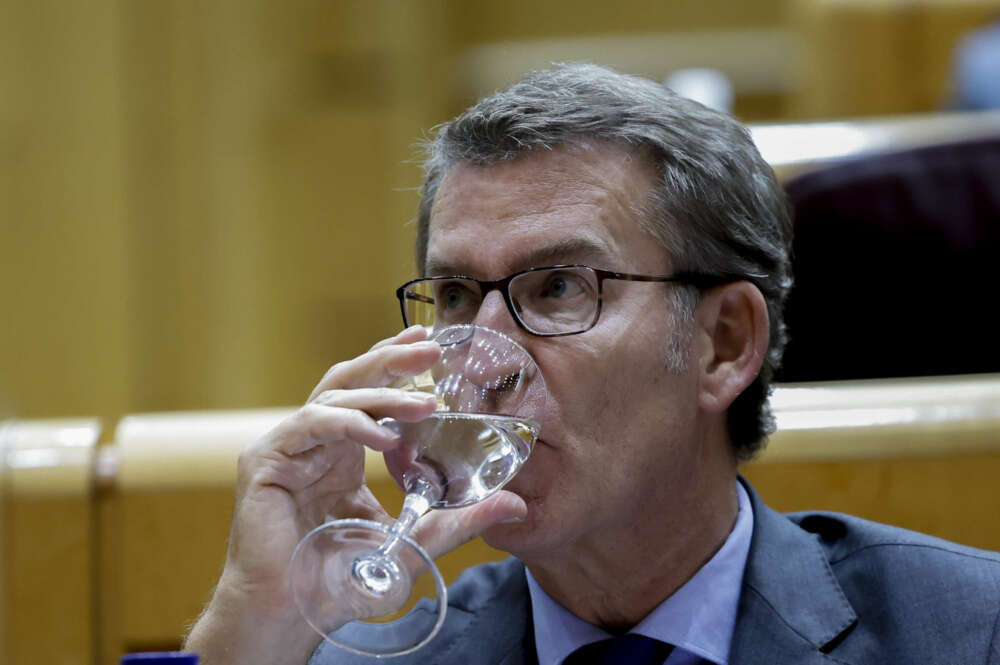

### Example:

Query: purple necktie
xmin=563 ymin=633 xmax=675 ymax=664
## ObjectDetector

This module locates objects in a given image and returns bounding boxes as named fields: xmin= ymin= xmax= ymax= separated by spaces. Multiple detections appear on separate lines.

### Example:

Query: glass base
xmin=290 ymin=518 xmax=447 ymax=658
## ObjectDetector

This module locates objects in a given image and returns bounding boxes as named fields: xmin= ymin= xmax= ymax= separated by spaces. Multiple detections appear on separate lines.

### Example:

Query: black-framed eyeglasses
xmin=395 ymin=264 xmax=753 ymax=337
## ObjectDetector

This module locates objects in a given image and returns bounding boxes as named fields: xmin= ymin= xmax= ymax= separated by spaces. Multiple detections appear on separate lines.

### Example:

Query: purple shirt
xmin=525 ymin=482 xmax=753 ymax=665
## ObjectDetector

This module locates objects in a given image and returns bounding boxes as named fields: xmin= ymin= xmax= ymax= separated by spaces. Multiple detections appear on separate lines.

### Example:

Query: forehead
xmin=425 ymin=143 xmax=667 ymax=277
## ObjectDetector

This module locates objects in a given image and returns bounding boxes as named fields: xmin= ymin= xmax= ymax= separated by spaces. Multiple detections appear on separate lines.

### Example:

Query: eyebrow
xmin=425 ymin=236 xmax=612 ymax=277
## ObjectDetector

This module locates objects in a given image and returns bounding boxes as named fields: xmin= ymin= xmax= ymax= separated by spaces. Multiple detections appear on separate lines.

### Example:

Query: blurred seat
xmin=776 ymin=130 xmax=1000 ymax=383
xmin=1 ymin=417 xmax=101 ymax=665
xmin=744 ymin=372 xmax=1000 ymax=554
xmin=4 ymin=370 xmax=1000 ymax=663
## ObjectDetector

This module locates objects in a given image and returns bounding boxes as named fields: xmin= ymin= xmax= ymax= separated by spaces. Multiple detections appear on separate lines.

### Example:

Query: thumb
xmin=416 ymin=490 xmax=527 ymax=559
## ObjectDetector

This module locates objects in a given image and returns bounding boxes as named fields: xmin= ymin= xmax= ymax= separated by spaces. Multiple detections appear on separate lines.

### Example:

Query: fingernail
xmin=378 ymin=421 xmax=402 ymax=439
xmin=499 ymin=514 xmax=526 ymax=524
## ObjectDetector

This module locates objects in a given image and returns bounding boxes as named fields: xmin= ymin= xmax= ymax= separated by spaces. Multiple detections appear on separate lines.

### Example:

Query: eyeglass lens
xmin=403 ymin=267 xmax=600 ymax=335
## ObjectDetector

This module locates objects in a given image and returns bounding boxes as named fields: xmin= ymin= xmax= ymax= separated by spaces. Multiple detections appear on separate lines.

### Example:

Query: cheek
xmin=578 ymin=330 xmax=690 ymax=470
xmin=532 ymin=343 xmax=612 ymax=435
xmin=539 ymin=342 xmax=660 ymax=466
xmin=523 ymin=298 xmax=677 ymax=464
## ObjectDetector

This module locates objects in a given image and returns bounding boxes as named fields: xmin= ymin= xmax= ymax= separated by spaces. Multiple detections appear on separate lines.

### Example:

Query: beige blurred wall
xmin=4 ymin=0 xmax=999 ymax=426
xmin=1 ymin=1 xmax=454 ymax=426
xmin=4 ymin=0 xmax=793 ymax=426
xmin=0 ymin=0 xmax=800 ymax=423
xmin=792 ymin=0 xmax=1000 ymax=117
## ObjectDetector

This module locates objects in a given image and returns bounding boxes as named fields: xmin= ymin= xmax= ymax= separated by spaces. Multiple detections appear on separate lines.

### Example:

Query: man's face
xmin=425 ymin=143 xmax=708 ymax=564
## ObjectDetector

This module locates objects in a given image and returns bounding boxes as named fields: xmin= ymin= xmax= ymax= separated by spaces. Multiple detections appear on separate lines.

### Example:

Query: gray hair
xmin=415 ymin=63 xmax=793 ymax=460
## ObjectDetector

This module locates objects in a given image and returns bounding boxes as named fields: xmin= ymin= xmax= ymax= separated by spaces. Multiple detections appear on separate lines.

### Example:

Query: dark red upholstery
xmin=776 ymin=135 xmax=1000 ymax=382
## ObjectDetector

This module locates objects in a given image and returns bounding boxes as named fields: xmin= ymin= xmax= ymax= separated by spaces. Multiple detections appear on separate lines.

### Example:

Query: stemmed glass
xmin=289 ymin=325 xmax=546 ymax=657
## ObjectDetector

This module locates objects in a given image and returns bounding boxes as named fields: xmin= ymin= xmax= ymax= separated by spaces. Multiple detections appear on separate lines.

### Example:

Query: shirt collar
xmin=526 ymin=481 xmax=754 ymax=665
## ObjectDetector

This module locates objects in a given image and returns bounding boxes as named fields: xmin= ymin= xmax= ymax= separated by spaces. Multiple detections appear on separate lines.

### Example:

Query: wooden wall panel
xmin=1 ymin=419 xmax=99 ymax=665
xmin=1 ymin=0 xmax=454 ymax=428
xmin=449 ymin=0 xmax=787 ymax=46
xmin=790 ymin=0 xmax=1000 ymax=117
xmin=0 ymin=427 xmax=7 ymax=664
xmin=5 ymin=0 xmax=998 ymax=427
xmin=744 ymin=452 xmax=1000 ymax=553
xmin=8 ymin=498 xmax=93 ymax=665
xmin=0 ymin=0 xmax=130 ymax=424
xmin=2 ymin=0 xmax=796 ymax=427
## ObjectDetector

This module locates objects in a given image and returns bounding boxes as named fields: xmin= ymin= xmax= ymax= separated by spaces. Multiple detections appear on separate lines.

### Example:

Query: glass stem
xmin=374 ymin=474 xmax=441 ymax=560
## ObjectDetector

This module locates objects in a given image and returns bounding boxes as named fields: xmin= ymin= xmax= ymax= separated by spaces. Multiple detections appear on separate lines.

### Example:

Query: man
xmin=185 ymin=64 xmax=1000 ymax=664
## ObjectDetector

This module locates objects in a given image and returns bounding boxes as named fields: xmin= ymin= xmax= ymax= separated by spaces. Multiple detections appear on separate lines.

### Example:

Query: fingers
xmin=308 ymin=326 xmax=440 ymax=402
xmin=370 ymin=324 xmax=429 ymax=350
xmin=242 ymin=326 xmax=441 ymax=507
xmin=311 ymin=388 xmax=439 ymax=423
xmin=268 ymin=403 xmax=399 ymax=458
xmin=275 ymin=387 xmax=439 ymax=458
xmin=244 ymin=384 xmax=440 ymax=495
xmin=414 ymin=490 xmax=528 ymax=559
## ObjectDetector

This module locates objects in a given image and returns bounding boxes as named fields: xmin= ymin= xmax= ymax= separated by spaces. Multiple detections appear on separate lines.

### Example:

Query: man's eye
xmin=439 ymin=284 xmax=474 ymax=309
xmin=541 ymin=274 xmax=583 ymax=299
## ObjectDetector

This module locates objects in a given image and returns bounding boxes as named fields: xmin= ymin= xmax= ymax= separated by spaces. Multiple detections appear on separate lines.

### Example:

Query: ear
xmin=694 ymin=281 xmax=769 ymax=414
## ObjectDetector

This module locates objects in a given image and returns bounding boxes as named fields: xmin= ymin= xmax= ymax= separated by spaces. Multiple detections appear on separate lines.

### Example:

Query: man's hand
xmin=184 ymin=326 xmax=526 ymax=665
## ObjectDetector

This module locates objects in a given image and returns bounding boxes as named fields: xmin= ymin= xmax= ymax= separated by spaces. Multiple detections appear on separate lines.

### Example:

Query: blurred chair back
xmin=1 ymin=418 xmax=101 ymax=665
xmin=777 ymin=130 xmax=1000 ymax=382
xmin=3 ymin=380 xmax=1000 ymax=664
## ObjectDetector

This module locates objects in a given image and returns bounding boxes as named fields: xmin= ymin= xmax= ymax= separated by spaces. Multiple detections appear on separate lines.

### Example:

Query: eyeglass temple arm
xmin=597 ymin=269 xmax=764 ymax=289
xmin=396 ymin=286 xmax=436 ymax=327
xmin=400 ymin=290 xmax=434 ymax=305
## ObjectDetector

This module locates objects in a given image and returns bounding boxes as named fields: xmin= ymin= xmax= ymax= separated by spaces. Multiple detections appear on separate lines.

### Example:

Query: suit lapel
xmin=730 ymin=480 xmax=858 ymax=665
xmin=435 ymin=558 xmax=534 ymax=665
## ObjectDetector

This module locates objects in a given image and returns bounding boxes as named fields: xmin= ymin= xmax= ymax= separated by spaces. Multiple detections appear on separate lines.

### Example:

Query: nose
xmin=437 ymin=324 xmax=542 ymax=419
xmin=473 ymin=289 xmax=518 ymax=333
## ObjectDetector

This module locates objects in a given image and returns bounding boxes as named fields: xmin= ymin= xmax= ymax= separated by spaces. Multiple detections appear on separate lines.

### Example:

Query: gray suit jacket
xmin=312 ymin=480 xmax=1000 ymax=664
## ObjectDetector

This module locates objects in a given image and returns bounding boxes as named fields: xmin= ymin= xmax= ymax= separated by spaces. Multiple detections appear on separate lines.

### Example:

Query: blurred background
xmin=3 ymin=0 xmax=999 ymax=425
xmin=2 ymin=1 xmax=1000 ymax=663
